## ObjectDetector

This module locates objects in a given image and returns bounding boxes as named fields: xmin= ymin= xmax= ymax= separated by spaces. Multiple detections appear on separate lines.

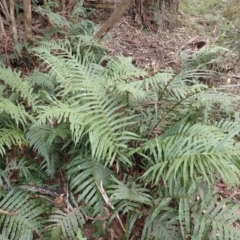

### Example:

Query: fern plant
xmin=1 ymin=34 xmax=240 ymax=239
xmin=0 ymin=190 xmax=45 ymax=240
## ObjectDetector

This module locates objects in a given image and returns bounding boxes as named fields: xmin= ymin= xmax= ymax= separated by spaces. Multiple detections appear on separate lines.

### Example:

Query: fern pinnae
xmin=0 ymin=66 xmax=35 ymax=106
xmin=0 ymin=99 xmax=31 ymax=126
xmin=0 ymin=127 xmax=26 ymax=156
xmin=0 ymin=190 xmax=45 ymax=240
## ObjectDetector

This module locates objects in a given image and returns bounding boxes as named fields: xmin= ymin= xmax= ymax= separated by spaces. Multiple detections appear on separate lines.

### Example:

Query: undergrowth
xmin=0 ymin=1 xmax=240 ymax=240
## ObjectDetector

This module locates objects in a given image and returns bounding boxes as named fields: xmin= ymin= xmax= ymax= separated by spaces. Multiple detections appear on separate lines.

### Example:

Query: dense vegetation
xmin=0 ymin=0 xmax=240 ymax=239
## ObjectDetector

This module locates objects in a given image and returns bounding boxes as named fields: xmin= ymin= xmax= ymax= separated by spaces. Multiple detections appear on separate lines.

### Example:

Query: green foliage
xmin=108 ymin=176 xmax=152 ymax=215
xmin=1 ymin=34 xmax=240 ymax=239
xmin=180 ymin=188 xmax=240 ymax=240
xmin=0 ymin=127 xmax=26 ymax=157
xmin=0 ymin=190 xmax=45 ymax=240
xmin=141 ymin=117 xmax=240 ymax=186
xmin=75 ymin=229 xmax=87 ymax=240
xmin=66 ymin=147 xmax=113 ymax=216
xmin=47 ymin=208 xmax=85 ymax=240
xmin=31 ymin=40 xmax=139 ymax=168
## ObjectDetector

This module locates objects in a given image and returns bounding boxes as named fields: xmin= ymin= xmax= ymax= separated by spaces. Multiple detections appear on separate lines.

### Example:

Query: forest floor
xmin=1 ymin=0 xmax=240 ymax=239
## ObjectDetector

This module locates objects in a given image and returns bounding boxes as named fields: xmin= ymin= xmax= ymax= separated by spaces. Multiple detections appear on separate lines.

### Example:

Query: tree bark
xmin=95 ymin=0 xmax=134 ymax=39
xmin=9 ymin=0 xmax=18 ymax=43
xmin=136 ymin=0 xmax=180 ymax=30
xmin=23 ymin=0 xmax=33 ymax=43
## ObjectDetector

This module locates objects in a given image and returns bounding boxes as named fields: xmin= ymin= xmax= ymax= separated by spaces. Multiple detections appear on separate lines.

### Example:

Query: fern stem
xmin=152 ymin=92 xmax=195 ymax=132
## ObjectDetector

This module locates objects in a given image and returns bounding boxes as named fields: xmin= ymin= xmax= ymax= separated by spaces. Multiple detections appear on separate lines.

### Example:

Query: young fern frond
xmin=0 ymin=190 xmax=45 ymax=240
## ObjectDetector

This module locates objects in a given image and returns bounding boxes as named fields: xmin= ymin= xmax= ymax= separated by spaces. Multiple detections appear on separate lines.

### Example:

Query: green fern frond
xmin=0 ymin=190 xmax=45 ymax=240
xmin=142 ymin=212 xmax=181 ymax=240
xmin=102 ymin=56 xmax=147 ymax=84
xmin=25 ymin=69 xmax=55 ymax=93
xmin=0 ymin=66 xmax=35 ymax=106
xmin=109 ymin=176 xmax=152 ymax=208
xmin=47 ymin=208 xmax=85 ymax=240
xmin=0 ymin=158 xmax=43 ymax=186
xmin=0 ymin=127 xmax=26 ymax=156
xmin=0 ymin=98 xmax=32 ymax=126
xmin=68 ymin=20 xmax=96 ymax=36
xmin=181 ymin=46 xmax=229 ymax=70
xmin=141 ymin=117 xmax=240 ymax=186
xmin=33 ymin=41 xmax=139 ymax=166
xmin=26 ymin=125 xmax=64 ymax=176
xmin=66 ymin=149 xmax=112 ymax=216
xmin=180 ymin=189 xmax=240 ymax=240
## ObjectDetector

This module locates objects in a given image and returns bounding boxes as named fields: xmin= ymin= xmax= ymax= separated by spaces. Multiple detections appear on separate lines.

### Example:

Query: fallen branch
xmin=97 ymin=181 xmax=126 ymax=232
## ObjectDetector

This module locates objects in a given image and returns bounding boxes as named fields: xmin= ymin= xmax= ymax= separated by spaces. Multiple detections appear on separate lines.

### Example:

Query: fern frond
xmin=33 ymin=41 xmax=139 ymax=166
xmin=141 ymin=210 xmax=180 ymax=240
xmin=180 ymin=189 xmax=240 ymax=240
xmin=26 ymin=125 xmax=64 ymax=176
xmin=108 ymin=176 xmax=153 ymax=212
xmin=0 ymin=98 xmax=32 ymax=126
xmin=181 ymin=46 xmax=229 ymax=71
xmin=35 ymin=6 xmax=70 ymax=30
xmin=0 ymin=190 xmax=45 ymax=240
xmin=102 ymin=55 xmax=147 ymax=84
xmin=25 ymin=69 xmax=55 ymax=93
xmin=141 ymin=117 xmax=240 ymax=186
xmin=47 ymin=208 xmax=85 ymax=240
xmin=0 ymin=157 xmax=43 ymax=186
xmin=66 ymin=149 xmax=112 ymax=217
xmin=0 ymin=127 xmax=26 ymax=156
xmin=0 ymin=66 xmax=35 ymax=106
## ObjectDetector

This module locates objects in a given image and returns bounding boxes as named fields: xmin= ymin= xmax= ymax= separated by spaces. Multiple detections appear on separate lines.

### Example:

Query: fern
xmin=0 ymin=157 xmax=43 ymax=186
xmin=0 ymin=190 xmax=45 ymax=240
xmin=180 ymin=188 xmax=240 ymax=240
xmin=108 ymin=176 xmax=152 ymax=215
xmin=0 ymin=127 xmax=26 ymax=156
xmin=180 ymin=46 xmax=229 ymax=71
xmin=32 ymin=40 xmax=139 ymax=167
xmin=47 ymin=208 xmax=85 ymax=240
xmin=0 ymin=66 xmax=36 ymax=107
xmin=26 ymin=124 xmax=69 ymax=176
xmin=0 ymin=99 xmax=32 ymax=126
xmin=66 ymin=147 xmax=113 ymax=217
xmin=141 ymin=117 xmax=240 ymax=186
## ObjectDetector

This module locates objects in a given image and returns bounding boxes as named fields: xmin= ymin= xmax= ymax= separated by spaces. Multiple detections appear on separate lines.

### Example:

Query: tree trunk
xmin=23 ymin=0 xmax=33 ymax=43
xmin=135 ymin=0 xmax=180 ymax=30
